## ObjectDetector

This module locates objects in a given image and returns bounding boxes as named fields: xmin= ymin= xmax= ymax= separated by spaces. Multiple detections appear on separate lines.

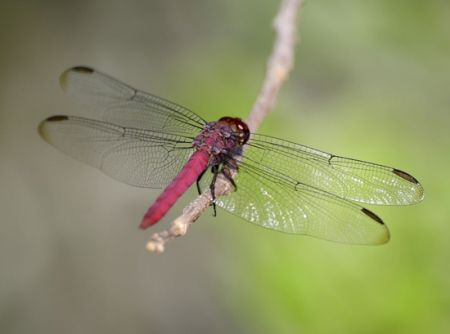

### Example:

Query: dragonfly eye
xmin=221 ymin=118 xmax=250 ymax=144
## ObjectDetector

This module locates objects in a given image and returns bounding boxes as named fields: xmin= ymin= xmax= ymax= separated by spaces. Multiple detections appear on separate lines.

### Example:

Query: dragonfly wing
xmin=59 ymin=66 xmax=206 ymax=136
xmin=39 ymin=115 xmax=194 ymax=188
xmin=247 ymin=134 xmax=424 ymax=205
xmin=200 ymin=158 xmax=389 ymax=245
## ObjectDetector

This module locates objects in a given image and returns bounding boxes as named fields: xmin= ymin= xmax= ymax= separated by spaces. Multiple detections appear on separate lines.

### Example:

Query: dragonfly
xmin=39 ymin=66 xmax=424 ymax=245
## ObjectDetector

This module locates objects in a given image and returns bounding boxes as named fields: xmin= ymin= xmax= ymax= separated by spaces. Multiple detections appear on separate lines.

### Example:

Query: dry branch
xmin=146 ymin=0 xmax=303 ymax=253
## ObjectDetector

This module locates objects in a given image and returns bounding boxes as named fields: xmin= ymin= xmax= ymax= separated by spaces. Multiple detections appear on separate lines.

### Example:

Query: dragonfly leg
xmin=222 ymin=163 xmax=237 ymax=191
xmin=196 ymin=168 xmax=207 ymax=195
xmin=210 ymin=165 xmax=219 ymax=217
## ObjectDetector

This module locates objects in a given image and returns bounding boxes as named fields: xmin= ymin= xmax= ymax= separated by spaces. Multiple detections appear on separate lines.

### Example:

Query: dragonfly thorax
xmin=193 ymin=117 xmax=249 ymax=165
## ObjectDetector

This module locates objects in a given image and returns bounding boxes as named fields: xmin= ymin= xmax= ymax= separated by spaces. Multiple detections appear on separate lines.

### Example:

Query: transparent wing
xmin=247 ymin=134 xmax=424 ymax=205
xmin=200 ymin=156 xmax=389 ymax=245
xmin=59 ymin=66 xmax=206 ymax=136
xmin=39 ymin=115 xmax=194 ymax=188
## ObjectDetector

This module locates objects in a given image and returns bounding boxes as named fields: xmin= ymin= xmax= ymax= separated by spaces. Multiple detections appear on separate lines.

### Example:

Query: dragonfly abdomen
xmin=140 ymin=150 xmax=209 ymax=229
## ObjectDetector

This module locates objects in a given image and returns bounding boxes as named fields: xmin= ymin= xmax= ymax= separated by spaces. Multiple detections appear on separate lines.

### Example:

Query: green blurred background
xmin=1 ymin=0 xmax=449 ymax=333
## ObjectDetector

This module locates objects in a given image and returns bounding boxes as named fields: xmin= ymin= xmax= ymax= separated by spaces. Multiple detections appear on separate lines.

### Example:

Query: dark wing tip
xmin=38 ymin=115 xmax=69 ymax=141
xmin=360 ymin=208 xmax=390 ymax=244
xmin=60 ymin=66 xmax=95 ymax=91
xmin=361 ymin=208 xmax=385 ymax=225
xmin=71 ymin=66 xmax=95 ymax=73
xmin=393 ymin=168 xmax=420 ymax=184
xmin=45 ymin=115 xmax=69 ymax=122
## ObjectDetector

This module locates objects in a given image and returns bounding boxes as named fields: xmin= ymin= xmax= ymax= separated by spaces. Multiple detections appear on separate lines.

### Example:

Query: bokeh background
xmin=1 ymin=0 xmax=449 ymax=333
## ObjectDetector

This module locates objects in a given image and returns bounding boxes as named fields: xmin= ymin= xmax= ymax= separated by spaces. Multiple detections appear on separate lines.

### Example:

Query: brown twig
xmin=146 ymin=0 xmax=303 ymax=253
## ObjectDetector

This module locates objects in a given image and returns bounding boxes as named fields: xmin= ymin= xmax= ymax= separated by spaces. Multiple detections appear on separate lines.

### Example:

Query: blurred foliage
xmin=1 ymin=0 xmax=449 ymax=333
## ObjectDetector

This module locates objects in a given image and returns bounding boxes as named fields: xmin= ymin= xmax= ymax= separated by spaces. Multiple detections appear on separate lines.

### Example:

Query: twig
xmin=146 ymin=0 xmax=303 ymax=253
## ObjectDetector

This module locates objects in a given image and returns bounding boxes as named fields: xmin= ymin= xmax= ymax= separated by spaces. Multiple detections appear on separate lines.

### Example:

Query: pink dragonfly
xmin=39 ymin=67 xmax=424 ymax=245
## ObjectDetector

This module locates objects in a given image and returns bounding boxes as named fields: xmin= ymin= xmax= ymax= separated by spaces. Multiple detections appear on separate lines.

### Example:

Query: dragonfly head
xmin=218 ymin=117 xmax=250 ymax=145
